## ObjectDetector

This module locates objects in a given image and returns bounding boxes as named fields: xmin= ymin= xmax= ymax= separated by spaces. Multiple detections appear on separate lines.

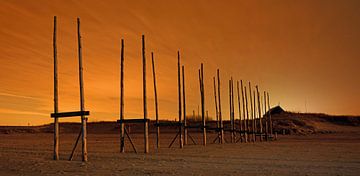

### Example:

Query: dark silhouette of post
xmin=120 ymin=39 xmax=125 ymax=153
xmin=229 ymin=80 xmax=234 ymax=143
xmin=256 ymin=86 xmax=262 ymax=142
xmin=151 ymin=52 xmax=160 ymax=149
xmin=217 ymin=69 xmax=224 ymax=144
xmin=236 ymin=81 xmax=242 ymax=140
xmin=244 ymin=86 xmax=249 ymax=143
xmin=199 ymin=64 xmax=206 ymax=146
xmin=213 ymin=77 xmax=219 ymax=132
xmin=182 ymin=65 xmax=187 ymax=145
xmin=240 ymin=80 xmax=247 ymax=143
xmin=253 ymin=90 xmax=257 ymax=141
xmin=267 ymin=92 xmax=273 ymax=137
xmin=248 ymin=82 xmax=254 ymax=142
xmin=264 ymin=91 xmax=269 ymax=141
xmin=53 ymin=16 xmax=59 ymax=160
xmin=77 ymin=18 xmax=87 ymax=162
xmin=177 ymin=51 xmax=183 ymax=149
xmin=142 ymin=35 xmax=149 ymax=153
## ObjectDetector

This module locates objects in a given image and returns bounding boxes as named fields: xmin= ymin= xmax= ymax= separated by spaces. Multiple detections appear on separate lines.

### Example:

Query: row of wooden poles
xmin=52 ymin=17 xmax=275 ymax=162
xmin=118 ymin=36 xmax=275 ymax=154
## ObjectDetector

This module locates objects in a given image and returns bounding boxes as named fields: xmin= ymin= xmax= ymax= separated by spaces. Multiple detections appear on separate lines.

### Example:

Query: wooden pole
xmin=120 ymin=39 xmax=125 ymax=153
xmin=248 ymin=82 xmax=253 ymax=142
xmin=53 ymin=16 xmax=59 ymax=160
xmin=244 ymin=86 xmax=249 ymax=143
xmin=264 ymin=91 xmax=268 ymax=141
xmin=240 ymin=80 xmax=247 ymax=143
xmin=236 ymin=81 xmax=242 ymax=140
xmin=77 ymin=18 xmax=87 ymax=162
xmin=182 ymin=65 xmax=187 ymax=145
xmin=142 ymin=35 xmax=149 ymax=153
xmin=178 ymin=51 xmax=183 ymax=149
xmin=200 ymin=64 xmax=206 ymax=146
xmin=256 ymin=86 xmax=262 ymax=142
xmin=213 ymin=77 xmax=219 ymax=130
xmin=252 ymin=90 xmax=256 ymax=142
xmin=151 ymin=52 xmax=160 ymax=149
xmin=267 ymin=92 xmax=273 ymax=137
xmin=229 ymin=80 xmax=234 ymax=143
xmin=231 ymin=79 xmax=235 ymax=142
xmin=217 ymin=69 xmax=224 ymax=144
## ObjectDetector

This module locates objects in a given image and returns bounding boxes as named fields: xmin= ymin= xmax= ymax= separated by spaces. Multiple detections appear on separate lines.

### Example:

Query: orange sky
xmin=1 ymin=0 xmax=360 ymax=125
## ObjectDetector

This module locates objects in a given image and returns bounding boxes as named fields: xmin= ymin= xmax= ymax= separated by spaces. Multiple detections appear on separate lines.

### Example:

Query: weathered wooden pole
xmin=177 ymin=51 xmax=184 ymax=149
xmin=142 ymin=35 xmax=149 ymax=153
xmin=244 ymin=86 xmax=249 ymax=143
xmin=77 ymin=18 xmax=87 ymax=162
xmin=213 ymin=77 xmax=219 ymax=130
xmin=231 ymin=78 xmax=235 ymax=142
xmin=267 ymin=92 xmax=273 ymax=137
xmin=240 ymin=80 xmax=247 ymax=143
xmin=256 ymin=86 xmax=262 ymax=142
xmin=229 ymin=79 xmax=234 ymax=143
xmin=182 ymin=65 xmax=187 ymax=145
xmin=151 ymin=52 xmax=160 ymax=149
xmin=236 ymin=81 xmax=242 ymax=140
xmin=248 ymin=82 xmax=254 ymax=142
xmin=120 ymin=39 xmax=125 ymax=153
xmin=200 ymin=64 xmax=206 ymax=146
xmin=264 ymin=91 xmax=269 ymax=141
xmin=53 ymin=16 xmax=59 ymax=160
xmin=217 ymin=69 xmax=224 ymax=144
xmin=253 ymin=90 xmax=256 ymax=142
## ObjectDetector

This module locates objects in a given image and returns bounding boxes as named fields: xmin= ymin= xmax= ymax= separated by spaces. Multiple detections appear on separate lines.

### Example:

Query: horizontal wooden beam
xmin=51 ymin=111 xmax=89 ymax=118
xmin=154 ymin=122 xmax=182 ymax=127
xmin=117 ymin=119 xmax=150 ymax=123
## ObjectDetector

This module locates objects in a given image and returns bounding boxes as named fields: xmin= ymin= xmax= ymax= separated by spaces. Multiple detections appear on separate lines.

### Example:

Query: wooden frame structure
xmin=51 ymin=16 xmax=90 ymax=162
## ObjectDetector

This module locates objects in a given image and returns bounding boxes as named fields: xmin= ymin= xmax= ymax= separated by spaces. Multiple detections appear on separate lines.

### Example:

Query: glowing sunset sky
xmin=0 ymin=0 xmax=359 ymax=125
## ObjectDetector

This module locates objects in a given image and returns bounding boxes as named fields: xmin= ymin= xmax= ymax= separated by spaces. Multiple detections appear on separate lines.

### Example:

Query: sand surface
xmin=1 ymin=131 xmax=360 ymax=176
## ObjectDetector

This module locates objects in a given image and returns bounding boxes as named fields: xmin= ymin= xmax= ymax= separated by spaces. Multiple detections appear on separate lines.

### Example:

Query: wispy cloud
xmin=0 ymin=92 xmax=38 ymax=100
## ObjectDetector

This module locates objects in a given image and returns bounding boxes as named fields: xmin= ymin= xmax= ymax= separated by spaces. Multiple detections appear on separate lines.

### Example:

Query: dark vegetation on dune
xmin=1 ymin=108 xmax=359 ymax=135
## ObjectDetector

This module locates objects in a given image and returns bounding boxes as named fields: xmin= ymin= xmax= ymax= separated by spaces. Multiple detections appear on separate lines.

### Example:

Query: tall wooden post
xmin=151 ymin=52 xmax=160 ymax=149
xmin=182 ymin=66 xmax=187 ymax=145
xmin=199 ymin=64 xmax=206 ymax=146
xmin=53 ymin=16 xmax=59 ymax=160
xmin=240 ymin=80 xmax=247 ymax=143
xmin=178 ymin=51 xmax=183 ymax=149
xmin=267 ymin=92 xmax=273 ymax=137
xmin=213 ymin=77 xmax=219 ymax=130
xmin=217 ymin=69 xmax=224 ymax=144
xmin=236 ymin=81 xmax=242 ymax=139
xmin=244 ymin=86 xmax=249 ymax=143
xmin=229 ymin=80 xmax=234 ymax=143
xmin=256 ymin=86 xmax=262 ymax=142
xmin=77 ymin=18 xmax=87 ymax=162
xmin=252 ymin=90 xmax=256 ymax=142
xmin=248 ymin=82 xmax=253 ymax=142
xmin=142 ymin=35 xmax=149 ymax=153
xmin=264 ymin=91 xmax=269 ymax=141
xmin=120 ymin=39 xmax=125 ymax=153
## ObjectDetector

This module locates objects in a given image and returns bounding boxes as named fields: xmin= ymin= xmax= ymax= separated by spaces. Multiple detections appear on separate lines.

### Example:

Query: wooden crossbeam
xmin=155 ymin=122 xmax=182 ymax=127
xmin=51 ymin=111 xmax=89 ymax=118
xmin=117 ymin=119 xmax=150 ymax=123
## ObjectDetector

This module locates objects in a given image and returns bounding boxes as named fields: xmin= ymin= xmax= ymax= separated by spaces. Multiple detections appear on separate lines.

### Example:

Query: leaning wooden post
xmin=248 ymin=82 xmax=254 ymax=142
xmin=177 ymin=51 xmax=183 ymax=149
xmin=236 ymin=81 xmax=242 ymax=141
xmin=213 ymin=77 xmax=219 ymax=132
xmin=217 ymin=69 xmax=224 ymax=144
xmin=142 ymin=35 xmax=149 ymax=153
xmin=229 ymin=80 xmax=234 ymax=143
xmin=53 ymin=16 xmax=59 ymax=160
xmin=240 ymin=80 xmax=247 ymax=143
xmin=256 ymin=86 xmax=262 ymax=142
xmin=200 ymin=64 xmax=206 ymax=146
xmin=244 ymin=86 xmax=249 ymax=143
xmin=264 ymin=91 xmax=269 ymax=141
xmin=120 ymin=39 xmax=125 ymax=153
xmin=267 ymin=92 xmax=273 ymax=137
xmin=252 ymin=90 xmax=256 ymax=142
xmin=182 ymin=65 xmax=187 ymax=145
xmin=151 ymin=52 xmax=160 ymax=149
xmin=77 ymin=18 xmax=87 ymax=162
